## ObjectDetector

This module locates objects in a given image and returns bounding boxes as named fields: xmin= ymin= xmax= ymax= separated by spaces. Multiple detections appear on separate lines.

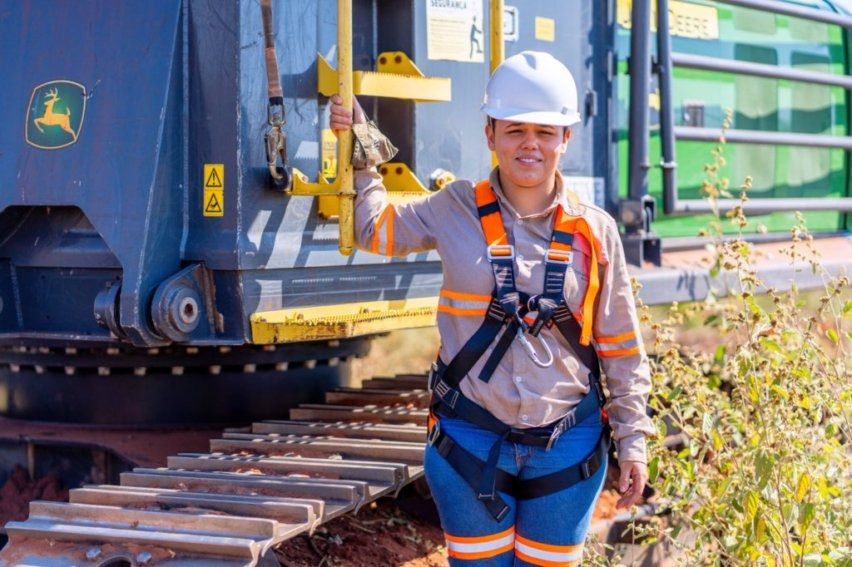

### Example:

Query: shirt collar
xmin=487 ymin=169 xmax=580 ymax=218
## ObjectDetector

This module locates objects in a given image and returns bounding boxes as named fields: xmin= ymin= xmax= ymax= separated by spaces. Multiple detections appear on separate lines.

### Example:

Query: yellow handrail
xmin=490 ymin=0 xmax=505 ymax=74
xmin=336 ymin=0 xmax=355 ymax=256
xmin=489 ymin=0 xmax=504 ymax=169
xmin=290 ymin=0 xmax=355 ymax=256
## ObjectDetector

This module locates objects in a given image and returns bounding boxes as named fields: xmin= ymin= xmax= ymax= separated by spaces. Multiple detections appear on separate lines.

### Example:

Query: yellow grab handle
xmin=336 ymin=0 xmax=355 ymax=256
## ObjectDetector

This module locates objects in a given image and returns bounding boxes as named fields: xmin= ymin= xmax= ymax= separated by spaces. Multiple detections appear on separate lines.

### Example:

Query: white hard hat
xmin=481 ymin=51 xmax=580 ymax=127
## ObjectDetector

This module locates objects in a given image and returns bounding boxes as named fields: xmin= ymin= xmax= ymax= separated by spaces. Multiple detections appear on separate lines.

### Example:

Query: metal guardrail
xmin=651 ymin=0 xmax=852 ymax=216
xmin=714 ymin=0 xmax=852 ymax=28
xmin=671 ymin=52 xmax=852 ymax=90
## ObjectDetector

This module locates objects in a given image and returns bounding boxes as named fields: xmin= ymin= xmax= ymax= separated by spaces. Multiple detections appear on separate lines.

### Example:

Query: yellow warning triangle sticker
xmin=205 ymin=192 xmax=223 ymax=213
xmin=205 ymin=168 xmax=223 ymax=188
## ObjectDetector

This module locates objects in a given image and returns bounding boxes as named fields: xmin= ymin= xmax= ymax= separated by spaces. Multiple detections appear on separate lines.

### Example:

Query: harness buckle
xmin=428 ymin=361 xmax=440 ymax=391
xmin=487 ymin=244 xmax=515 ymax=261
xmin=427 ymin=419 xmax=441 ymax=446
xmin=545 ymin=409 xmax=576 ymax=451
xmin=590 ymin=372 xmax=607 ymax=406
xmin=545 ymin=249 xmax=573 ymax=266
xmin=516 ymin=326 xmax=554 ymax=368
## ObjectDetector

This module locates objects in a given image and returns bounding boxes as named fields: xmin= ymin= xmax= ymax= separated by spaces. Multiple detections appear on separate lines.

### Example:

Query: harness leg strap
xmin=433 ymin=429 xmax=512 ymax=522
xmin=478 ymin=431 xmax=509 ymax=501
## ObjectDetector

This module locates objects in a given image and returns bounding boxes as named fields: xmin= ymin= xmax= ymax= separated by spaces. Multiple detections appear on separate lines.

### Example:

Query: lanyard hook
xmin=264 ymin=102 xmax=292 ymax=189
xmin=516 ymin=326 xmax=554 ymax=368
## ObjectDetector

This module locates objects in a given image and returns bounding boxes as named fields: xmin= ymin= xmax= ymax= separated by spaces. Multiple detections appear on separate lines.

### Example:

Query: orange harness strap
xmin=473 ymin=180 xmax=600 ymax=345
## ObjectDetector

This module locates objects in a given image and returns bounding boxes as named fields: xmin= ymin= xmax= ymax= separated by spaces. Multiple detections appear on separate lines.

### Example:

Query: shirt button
xmin=517 ymin=219 xmax=524 ymax=225
xmin=521 ymin=415 xmax=529 ymax=422
xmin=516 ymin=254 xmax=524 ymax=261
xmin=515 ymin=376 xmax=523 ymax=383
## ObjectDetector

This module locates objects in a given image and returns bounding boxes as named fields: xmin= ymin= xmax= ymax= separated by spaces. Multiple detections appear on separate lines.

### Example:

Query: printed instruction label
xmin=203 ymin=163 xmax=224 ymax=217
xmin=426 ymin=0 xmax=485 ymax=62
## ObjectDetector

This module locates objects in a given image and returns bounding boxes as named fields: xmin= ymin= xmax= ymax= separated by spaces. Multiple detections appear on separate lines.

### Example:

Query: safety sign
xmin=426 ymin=0 xmax=485 ymax=63
xmin=203 ymin=164 xmax=224 ymax=217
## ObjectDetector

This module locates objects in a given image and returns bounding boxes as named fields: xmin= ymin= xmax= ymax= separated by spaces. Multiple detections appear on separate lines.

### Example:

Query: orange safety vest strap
xmin=474 ymin=180 xmax=508 ymax=247
xmin=475 ymin=182 xmax=601 ymax=346
xmin=555 ymin=211 xmax=601 ymax=346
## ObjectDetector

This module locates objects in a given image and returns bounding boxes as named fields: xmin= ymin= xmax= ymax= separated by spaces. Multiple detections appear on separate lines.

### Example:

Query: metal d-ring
xmin=516 ymin=326 xmax=554 ymax=368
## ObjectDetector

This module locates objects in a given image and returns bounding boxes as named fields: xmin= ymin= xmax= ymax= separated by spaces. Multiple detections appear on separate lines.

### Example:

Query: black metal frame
xmin=651 ymin=0 xmax=852 ymax=215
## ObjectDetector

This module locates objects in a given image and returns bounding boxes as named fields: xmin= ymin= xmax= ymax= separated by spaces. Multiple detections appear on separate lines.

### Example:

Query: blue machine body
xmin=0 ymin=0 xmax=611 ymax=349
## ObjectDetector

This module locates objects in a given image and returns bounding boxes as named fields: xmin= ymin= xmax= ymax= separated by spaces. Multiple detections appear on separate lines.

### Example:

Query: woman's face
xmin=485 ymin=119 xmax=571 ymax=193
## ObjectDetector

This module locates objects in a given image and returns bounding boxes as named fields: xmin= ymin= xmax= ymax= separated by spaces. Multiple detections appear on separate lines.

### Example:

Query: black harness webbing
xmin=428 ymin=180 xmax=611 ymax=521
xmin=430 ymin=421 xmax=611 ymax=520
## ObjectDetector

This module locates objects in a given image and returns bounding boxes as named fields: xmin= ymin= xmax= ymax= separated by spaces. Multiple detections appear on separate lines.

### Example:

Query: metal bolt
xmin=85 ymin=546 xmax=101 ymax=560
xmin=178 ymin=296 xmax=199 ymax=325
xmin=136 ymin=551 xmax=153 ymax=565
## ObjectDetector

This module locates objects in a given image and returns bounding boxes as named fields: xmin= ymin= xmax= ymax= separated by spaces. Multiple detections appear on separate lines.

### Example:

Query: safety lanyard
xmin=260 ymin=0 xmax=290 ymax=187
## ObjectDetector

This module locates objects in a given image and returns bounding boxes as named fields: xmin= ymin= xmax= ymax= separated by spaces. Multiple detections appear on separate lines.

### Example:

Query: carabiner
xmin=516 ymin=326 xmax=554 ymax=368
xmin=264 ymin=125 xmax=291 ymax=189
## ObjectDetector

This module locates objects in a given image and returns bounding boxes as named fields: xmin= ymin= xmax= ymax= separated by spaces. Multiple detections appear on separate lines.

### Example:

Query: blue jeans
xmin=424 ymin=412 xmax=606 ymax=566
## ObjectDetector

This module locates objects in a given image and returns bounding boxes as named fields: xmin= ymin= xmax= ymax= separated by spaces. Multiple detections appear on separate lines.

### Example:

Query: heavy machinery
xmin=0 ymin=0 xmax=850 ymax=564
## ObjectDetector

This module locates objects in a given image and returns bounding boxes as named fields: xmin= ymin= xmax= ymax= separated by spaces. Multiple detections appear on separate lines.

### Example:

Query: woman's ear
xmin=485 ymin=122 xmax=496 ymax=151
xmin=560 ymin=127 xmax=571 ymax=153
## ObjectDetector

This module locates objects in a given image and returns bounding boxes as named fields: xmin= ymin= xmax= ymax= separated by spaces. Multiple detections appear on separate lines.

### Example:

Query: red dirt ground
xmin=273 ymin=485 xmax=622 ymax=567
xmin=0 ymin=465 xmax=68 ymax=528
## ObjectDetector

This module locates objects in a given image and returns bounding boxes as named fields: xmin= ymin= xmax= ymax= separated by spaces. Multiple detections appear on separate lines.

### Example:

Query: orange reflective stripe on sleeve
xmin=440 ymin=289 xmax=493 ymax=302
xmin=596 ymin=330 xmax=640 ymax=357
xmin=445 ymin=526 xmax=515 ymax=561
xmin=438 ymin=305 xmax=488 ymax=316
xmin=370 ymin=204 xmax=395 ymax=256
xmin=595 ymin=331 xmax=636 ymax=344
xmin=514 ymin=534 xmax=583 ymax=566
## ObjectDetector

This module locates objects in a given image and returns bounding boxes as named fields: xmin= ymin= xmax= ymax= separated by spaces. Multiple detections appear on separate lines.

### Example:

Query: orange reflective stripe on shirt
xmin=445 ymin=526 xmax=515 ymax=560
xmin=438 ymin=289 xmax=491 ymax=317
xmin=514 ymin=534 xmax=583 ymax=566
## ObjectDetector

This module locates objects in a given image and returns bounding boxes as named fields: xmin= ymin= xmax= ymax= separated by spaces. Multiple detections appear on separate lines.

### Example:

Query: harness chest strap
xmin=474 ymin=180 xmax=601 ymax=345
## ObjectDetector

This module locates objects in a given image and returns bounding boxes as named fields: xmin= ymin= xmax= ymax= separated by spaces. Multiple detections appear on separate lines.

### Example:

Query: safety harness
xmin=428 ymin=180 xmax=611 ymax=521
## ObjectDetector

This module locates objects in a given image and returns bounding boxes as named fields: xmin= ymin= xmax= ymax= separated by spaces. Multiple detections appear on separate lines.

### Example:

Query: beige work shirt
xmin=354 ymin=168 xmax=655 ymax=463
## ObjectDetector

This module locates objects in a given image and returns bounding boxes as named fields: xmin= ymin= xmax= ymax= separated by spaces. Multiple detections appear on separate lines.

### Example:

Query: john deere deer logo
xmin=26 ymin=80 xmax=87 ymax=149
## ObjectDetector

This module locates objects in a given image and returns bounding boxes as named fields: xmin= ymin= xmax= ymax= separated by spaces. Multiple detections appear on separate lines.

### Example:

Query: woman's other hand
xmin=616 ymin=460 xmax=648 ymax=509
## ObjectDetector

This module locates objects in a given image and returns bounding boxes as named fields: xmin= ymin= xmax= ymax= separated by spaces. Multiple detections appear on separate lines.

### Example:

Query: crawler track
xmin=0 ymin=375 xmax=431 ymax=567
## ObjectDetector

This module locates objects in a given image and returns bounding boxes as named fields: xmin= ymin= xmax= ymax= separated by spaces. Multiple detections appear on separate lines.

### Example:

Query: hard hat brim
xmin=483 ymin=107 xmax=581 ymax=127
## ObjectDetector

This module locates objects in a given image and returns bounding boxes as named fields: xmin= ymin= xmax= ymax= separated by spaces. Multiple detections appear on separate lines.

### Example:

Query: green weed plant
xmin=595 ymin=111 xmax=850 ymax=565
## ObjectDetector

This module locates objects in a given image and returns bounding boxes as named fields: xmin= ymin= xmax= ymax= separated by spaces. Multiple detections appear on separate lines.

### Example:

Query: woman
xmin=330 ymin=51 xmax=654 ymax=566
